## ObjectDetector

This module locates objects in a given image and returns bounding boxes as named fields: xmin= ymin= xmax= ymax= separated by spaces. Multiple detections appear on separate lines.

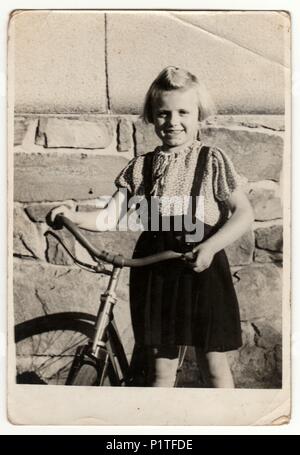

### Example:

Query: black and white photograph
xmin=8 ymin=9 xmax=290 ymax=425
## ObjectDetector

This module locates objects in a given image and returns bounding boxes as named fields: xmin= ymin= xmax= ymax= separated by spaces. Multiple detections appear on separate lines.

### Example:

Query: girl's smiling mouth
xmin=165 ymin=129 xmax=184 ymax=134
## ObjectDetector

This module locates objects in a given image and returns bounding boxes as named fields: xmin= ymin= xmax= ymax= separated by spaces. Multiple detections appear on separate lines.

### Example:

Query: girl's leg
xmin=205 ymin=351 xmax=235 ymax=388
xmin=147 ymin=346 xmax=179 ymax=387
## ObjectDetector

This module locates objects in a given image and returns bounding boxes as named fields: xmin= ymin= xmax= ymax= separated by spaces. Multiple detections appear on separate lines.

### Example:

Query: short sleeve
xmin=212 ymin=147 xmax=248 ymax=201
xmin=114 ymin=156 xmax=145 ymax=196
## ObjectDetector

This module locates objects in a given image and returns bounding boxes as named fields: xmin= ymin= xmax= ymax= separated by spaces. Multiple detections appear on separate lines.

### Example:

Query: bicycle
xmin=15 ymin=214 xmax=190 ymax=387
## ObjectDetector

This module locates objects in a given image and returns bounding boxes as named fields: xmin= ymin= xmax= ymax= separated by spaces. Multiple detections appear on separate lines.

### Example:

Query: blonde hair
xmin=142 ymin=66 xmax=215 ymax=124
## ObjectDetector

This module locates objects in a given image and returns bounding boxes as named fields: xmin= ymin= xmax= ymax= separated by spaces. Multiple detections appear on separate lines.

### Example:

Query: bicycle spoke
xmin=16 ymin=329 xmax=90 ymax=385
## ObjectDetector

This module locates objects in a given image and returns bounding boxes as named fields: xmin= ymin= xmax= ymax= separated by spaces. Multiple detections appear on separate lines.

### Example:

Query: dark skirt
xmin=129 ymin=230 xmax=242 ymax=352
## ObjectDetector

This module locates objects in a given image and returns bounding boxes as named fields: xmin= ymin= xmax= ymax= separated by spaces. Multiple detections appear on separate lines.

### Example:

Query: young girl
xmin=50 ymin=66 xmax=253 ymax=388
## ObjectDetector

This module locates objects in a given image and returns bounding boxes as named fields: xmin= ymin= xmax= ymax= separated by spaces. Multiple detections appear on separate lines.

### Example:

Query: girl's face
xmin=152 ymin=88 xmax=199 ymax=151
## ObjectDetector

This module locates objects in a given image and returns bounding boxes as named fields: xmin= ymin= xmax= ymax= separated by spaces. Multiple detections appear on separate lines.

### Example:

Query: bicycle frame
xmin=65 ymin=264 xmax=133 ymax=386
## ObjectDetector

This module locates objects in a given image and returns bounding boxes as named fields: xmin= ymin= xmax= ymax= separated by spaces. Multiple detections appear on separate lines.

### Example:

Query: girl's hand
xmin=185 ymin=243 xmax=215 ymax=273
xmin=48 ymin=203 xmax=77 ymax=226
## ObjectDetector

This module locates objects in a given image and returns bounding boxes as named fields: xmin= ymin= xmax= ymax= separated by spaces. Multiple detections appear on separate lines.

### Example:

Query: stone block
xmin=77 ymin=198 xmax=110 ymax=212
xmin=35 ymin=117 xmax=114 ymax=149
xmin=107 ymin=12 xmax=286 ymax=115
xmin=201 ymin=127 xmax=283 ymax=181
xmin=117 ymin=118 xmax=134 ymax=152
xmin=254 ymin=248 xmax=283 ymax=264
xmin=14 ymin=153 xmax=129 ymax=202
xmin=232 ymin=344 xmax=281 ymax=388
xmin=252 ymin=320 xmax=282 ymax=350
xmin=239 ymin=117 xmax=285 ymax=131
xmin=234 ymin=264 xmax=282 ymax=321
xmin=227 ymin=317 xmax=282 ymax=388
xmin=249 ymin=187 xmax=282 ymax=221
xmin=14 ymin=117 xmax=33 ymax=146
xmin=13 ymin=206 xmax=46 ymax=259
xmin=45 ymin=230 xmax=76 ymax=266
xmin=134 ymin=118 xmax=161 ymax=155
xmin=225 ymin=229 xmax=254 ymax=266
xmin=202 ymin=115 xmax=285 ymax=132
xmin=255 ymin=224 xmax=283 ymax=252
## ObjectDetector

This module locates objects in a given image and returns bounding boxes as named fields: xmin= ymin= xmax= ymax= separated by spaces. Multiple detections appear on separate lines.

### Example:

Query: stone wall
xmin=11 ymin=11 xmax=288 ymax=388
xmin=13 ymin=113 xmax=284 ymax=388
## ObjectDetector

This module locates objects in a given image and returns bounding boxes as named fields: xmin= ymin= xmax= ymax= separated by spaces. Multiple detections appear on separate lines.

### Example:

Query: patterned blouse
xmin=115 ymin=140 xmax=247 ymax=227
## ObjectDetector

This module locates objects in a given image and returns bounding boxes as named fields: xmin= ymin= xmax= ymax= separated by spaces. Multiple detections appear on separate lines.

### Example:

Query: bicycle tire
xmin=15 ymin=312 xmax=96 ymax=386
xmin=15 ymin=312 xmax=130 ymax=387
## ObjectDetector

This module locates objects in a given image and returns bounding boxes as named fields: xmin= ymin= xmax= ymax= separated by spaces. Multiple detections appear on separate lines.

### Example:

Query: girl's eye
xmin=157 ymin=112 xmax=167 ymax=118
xmin=179 ymin=110 xmax=189 ymax=115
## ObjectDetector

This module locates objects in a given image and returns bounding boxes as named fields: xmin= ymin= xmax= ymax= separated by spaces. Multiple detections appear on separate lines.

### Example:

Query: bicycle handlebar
xmin=55 ymin=214 xmax=185 ymax=267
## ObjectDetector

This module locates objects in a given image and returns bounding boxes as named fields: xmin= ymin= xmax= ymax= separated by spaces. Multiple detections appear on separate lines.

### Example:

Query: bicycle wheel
xmin=15 ymin=312 xmax=95 ymax=386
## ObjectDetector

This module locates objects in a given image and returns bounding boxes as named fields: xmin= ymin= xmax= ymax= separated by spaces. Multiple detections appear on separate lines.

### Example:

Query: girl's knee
xmin=206 ymin=352 xmax=229 ymax=371
xmin=148 ymin=346 xmax=179 ymax=387
xmin=152 ymin=357 xmax=179 ymax=387
xmin=205 ymin=351 xmax=234 ymax=388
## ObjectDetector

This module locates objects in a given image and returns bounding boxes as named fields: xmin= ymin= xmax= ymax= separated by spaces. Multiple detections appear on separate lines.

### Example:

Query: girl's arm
xmin=191 ymin=189 xmax=254 ymax=273
xmin=49 ymin=190 xmax=128 ymax=232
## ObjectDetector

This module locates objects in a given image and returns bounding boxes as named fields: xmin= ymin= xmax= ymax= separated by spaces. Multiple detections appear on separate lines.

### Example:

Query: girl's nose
xmin=169 ymin=112 xmax=180 ymax=125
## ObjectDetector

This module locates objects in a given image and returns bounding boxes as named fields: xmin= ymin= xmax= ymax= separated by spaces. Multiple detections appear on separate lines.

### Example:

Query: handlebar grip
xmin=46 ymin=211 xmax=65 ymax=230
